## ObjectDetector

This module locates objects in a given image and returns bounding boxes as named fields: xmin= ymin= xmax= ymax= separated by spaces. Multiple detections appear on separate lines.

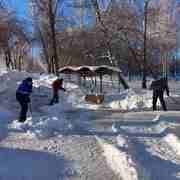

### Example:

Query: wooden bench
xmin=85 ymin=94 xmax=104 ymax=104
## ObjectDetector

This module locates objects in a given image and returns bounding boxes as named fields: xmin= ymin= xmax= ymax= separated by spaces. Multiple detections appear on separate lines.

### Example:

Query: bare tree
xmin=0 ymin=2 xmax=31 ymax=70
xmin=30 ymin=0 xmax=66 ymax=75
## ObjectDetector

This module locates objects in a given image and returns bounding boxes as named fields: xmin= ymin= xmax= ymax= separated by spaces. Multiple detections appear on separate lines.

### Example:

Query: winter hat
xmin=26 ymin=77 xmax=33 ymax=82
xmin=58 ymin=78 xmax=63 ymax=82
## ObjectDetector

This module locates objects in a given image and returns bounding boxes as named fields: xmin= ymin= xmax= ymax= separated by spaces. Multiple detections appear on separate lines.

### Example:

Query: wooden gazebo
xmin=59 ymin=65 xmax=129 ymax=104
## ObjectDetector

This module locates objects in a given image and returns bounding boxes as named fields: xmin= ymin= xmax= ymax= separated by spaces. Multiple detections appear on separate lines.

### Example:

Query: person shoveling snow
xmin=16 ymin=77 xmax=33 ymax=122
xmin=150 ymin=76 xmax=169 ymax=111
xmin=49 ymin=78 xmax=66 ymax=105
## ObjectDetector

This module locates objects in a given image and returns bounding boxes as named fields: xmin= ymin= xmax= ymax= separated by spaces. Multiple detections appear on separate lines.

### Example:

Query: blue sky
xmin=7 ymin=0 xmax=28 ymax=17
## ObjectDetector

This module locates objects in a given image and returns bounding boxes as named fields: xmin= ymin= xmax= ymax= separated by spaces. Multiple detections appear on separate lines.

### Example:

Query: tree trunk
xmin=5 ymin=48 xmax=13 ymax=70
xmin=37 ymin=25 xmax=50 ymax=73
xmin=49 ymin=0 xmax=59 ymax=76
xmin=142 ymin=1 xmax=148 ymax=89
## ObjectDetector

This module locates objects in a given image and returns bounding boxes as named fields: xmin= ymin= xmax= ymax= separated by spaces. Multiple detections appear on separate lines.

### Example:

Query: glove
xmin=60 ymin=87 xmax=66 ymax=92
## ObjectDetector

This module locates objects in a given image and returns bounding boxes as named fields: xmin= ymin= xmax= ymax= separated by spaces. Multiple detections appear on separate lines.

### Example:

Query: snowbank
xmin=163 ymin=134 xmax=180 ymax=156
xmin=41 ymin=97 xmax=74 ymax=114
xmin=10 ymin=97 xmax=90 ymax=139
xmin=96 ymin=136 xmax=150 ymax=180
xmin=12 ymin=96 xmax=74 ymax=138
xmin=106 ymin=89 xmax=152 ymax=111
xmin=10 ymin=115 xmax=73 ymax=139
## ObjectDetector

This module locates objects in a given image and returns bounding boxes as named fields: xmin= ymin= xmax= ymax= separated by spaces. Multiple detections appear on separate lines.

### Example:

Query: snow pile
xmin=10 ymin=115 xmax=73 ymax=139
xmin=0 ymin=69 xmax=8 ymax=76
xmin=30 ymin=116 xmax=73 ymax=139
xmin=96 ymin=136 xmax=149 ymax=180
xmin=117 ymin=135 xmax=129 ymax=148
xmin=10 ymin=96 xmax=75 ymax=139
xmin=10 ymin=110 xmax=91 ymax=139
xmin=41 ymin=97 xmax=74 ymax=114
xmin=163 ymin=134 xmax=180 ymax=156
xmin=66 ymin=85 xmax=85 ymax=106
xmin=10 ymin=98 xmax=90 ymax=139
xmin=107 ymin=89 xmax=152 ymax=110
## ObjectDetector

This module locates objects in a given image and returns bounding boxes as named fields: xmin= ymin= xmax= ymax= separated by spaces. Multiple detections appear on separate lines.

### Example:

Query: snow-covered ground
xmin=0 ymin=70 xmax=180 ymax=180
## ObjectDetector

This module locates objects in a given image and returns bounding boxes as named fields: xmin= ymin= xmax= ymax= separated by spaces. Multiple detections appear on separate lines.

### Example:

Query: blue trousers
xmin=16 ymin=92 xmax=30 ymax=122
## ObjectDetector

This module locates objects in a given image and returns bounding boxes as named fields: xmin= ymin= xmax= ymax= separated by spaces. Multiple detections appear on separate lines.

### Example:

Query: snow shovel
xmin=29 ymin=102 xmax=33 ymax=118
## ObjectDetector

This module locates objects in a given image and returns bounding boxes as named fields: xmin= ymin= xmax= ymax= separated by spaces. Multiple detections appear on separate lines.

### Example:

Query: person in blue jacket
xmin=16 ymin=77 xmax=33 ymax=122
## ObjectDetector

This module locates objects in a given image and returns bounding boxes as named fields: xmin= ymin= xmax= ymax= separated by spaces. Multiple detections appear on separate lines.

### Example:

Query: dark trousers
xmin=16 ymin=92 xmax=29 ymax=122
xmin=153 ymin=90 xmax=167 ymax=111
xmin=50 ymin=94 xmax=59 ymax=105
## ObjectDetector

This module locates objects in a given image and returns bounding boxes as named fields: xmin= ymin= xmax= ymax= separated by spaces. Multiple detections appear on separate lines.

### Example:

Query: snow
xmin=106 ymin=89 xmax=152 ymax=110
xmin=1 ymin=70 xmax=180 ymax=179
xmin=0 ymin=106 xmax=13 ymax=123
xmin=9 ymin=116 xmax=74 ymax=139
xmin=163 ymin=134 xmax=180 ymax=156
xmin=0 ymin=147 xmax=67 ymax=180
xmin=97 ymin=136 xmax=149 ymax=180
xmin=59 ymin=65 xmax=122 ymax=73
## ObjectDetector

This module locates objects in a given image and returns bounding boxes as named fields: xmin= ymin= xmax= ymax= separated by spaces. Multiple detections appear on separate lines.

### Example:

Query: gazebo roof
xmin=59 ymin=65 xmax=122 ymax=75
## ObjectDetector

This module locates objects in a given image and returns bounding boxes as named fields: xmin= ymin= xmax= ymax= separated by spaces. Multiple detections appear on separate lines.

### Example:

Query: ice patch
xmin=119 ymin=122 xmax=167 ymax=134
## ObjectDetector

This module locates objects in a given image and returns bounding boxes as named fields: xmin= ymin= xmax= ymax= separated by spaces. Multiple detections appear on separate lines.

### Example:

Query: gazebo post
xmin=111 ymin=74 xmax=113 ymax=87
xmin=90 ymin=75 xmax=94 ymax=93
xmin=118 ymin=72 xmax=121 ymax=92
xmin=100 ymin=73 xmax=103 ymax=93
xmin=78 ymin=74 xmax=81 ymax=86
xmin=95 ymin=75 xmax=97 ymax=88
xmin=83 ymin=75 xmax=85 ymax=87
xmin=68 ymin=73 xmax=71 ymax=81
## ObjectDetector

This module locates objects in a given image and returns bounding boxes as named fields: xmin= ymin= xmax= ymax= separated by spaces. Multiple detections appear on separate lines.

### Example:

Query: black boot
xmin=18 ymin=117 xmax=26 ymax=123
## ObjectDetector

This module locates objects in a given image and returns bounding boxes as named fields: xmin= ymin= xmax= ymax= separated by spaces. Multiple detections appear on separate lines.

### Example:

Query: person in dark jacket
xmin=16 ymin=77 xmax=33 ymax=122
xmin=150 ymin=76 xmax=169 ymax=111
xmin=50 ymin=78 xmax=66 ymax=105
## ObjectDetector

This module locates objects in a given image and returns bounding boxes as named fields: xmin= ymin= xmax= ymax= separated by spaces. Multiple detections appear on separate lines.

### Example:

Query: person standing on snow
xmin=16 ymin=77 xmax=33 ymax=122
xmin=50 ymin=78 xmax=66 ymax=105
xmin=150 ymin=76 xmax=169 ymax=111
